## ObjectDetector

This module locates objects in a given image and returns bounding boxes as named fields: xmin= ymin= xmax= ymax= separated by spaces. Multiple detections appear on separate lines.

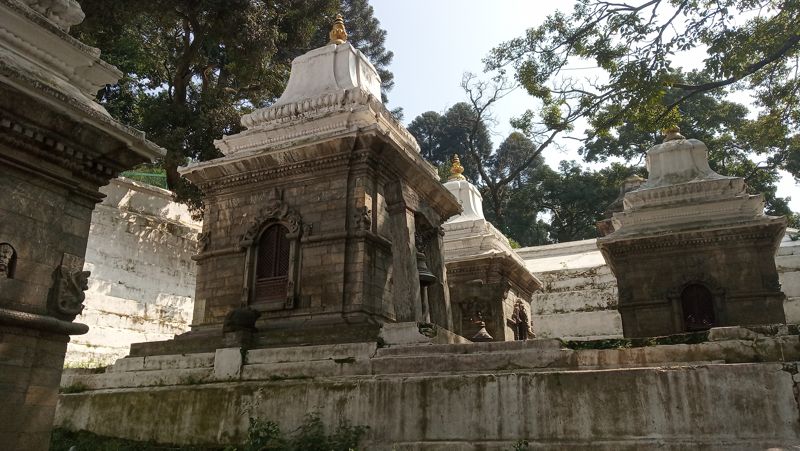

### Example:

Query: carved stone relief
xmin=0 ymin=242 xmax=16 ymax=279
xmin=354 ymin=206 xmax=372 ymax=231
xmin=48 ymin=253 xmax=90 ymax=321
xmin=240 ymin=190 xmax=302 ymax=248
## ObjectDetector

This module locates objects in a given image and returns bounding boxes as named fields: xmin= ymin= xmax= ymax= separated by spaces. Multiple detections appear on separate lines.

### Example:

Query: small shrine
xmin=130 ymin=16 xmax=462 ymax=354
xmin=597 ymin=128 xmax=787 ymax=337
xmin=442 ymin=155 xmax=541 ymax=341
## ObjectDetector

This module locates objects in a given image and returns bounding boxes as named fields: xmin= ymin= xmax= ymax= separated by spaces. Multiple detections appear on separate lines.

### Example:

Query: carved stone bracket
xmin=48 ymin=253 xmax=90 ymax=321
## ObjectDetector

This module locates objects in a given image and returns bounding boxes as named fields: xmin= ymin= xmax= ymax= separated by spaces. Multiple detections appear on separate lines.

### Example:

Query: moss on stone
xmin=564 ymin=331 xmax=709 ymax=350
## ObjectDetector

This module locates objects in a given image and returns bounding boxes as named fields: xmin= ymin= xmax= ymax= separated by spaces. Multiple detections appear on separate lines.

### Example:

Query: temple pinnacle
xmin=328 ymin=14 xmax=348 ymax=45
xmin=448 ymin=154 xmax=466 ymax=181
xmin=663 ymin=126 xmax=686 ymax=142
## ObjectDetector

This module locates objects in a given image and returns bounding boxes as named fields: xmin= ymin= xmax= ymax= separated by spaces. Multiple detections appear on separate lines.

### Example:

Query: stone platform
xmin=56 ymin=325 xmax=800 ymax=449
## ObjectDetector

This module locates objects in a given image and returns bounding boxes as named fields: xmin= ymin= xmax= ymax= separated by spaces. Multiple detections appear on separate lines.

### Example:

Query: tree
xmin=407 ymin=102 xmax=493 ymax=182
xmin=485 ymin=0 xmax=800 ymax=179
xmin=73 ymin=0 xmax=396 ymax=210
xmin=481 ymin=132 xmax=547 ymax=233
xmin=581 ymin=70 xmax=796 ymax=219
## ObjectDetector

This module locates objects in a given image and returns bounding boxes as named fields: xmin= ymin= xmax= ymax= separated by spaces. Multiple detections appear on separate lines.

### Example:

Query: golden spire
xmin=663 ymin=126 xmax=686 ymax=142
xmin=328 ymin=14 xmax=348 ymax=45
xmin=448 ymin=154 xmax=466 ymax=181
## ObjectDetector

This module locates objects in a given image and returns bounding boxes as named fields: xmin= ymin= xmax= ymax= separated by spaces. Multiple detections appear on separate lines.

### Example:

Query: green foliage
xmin=240 ymin=418 xmax=284 ymax=451
xmin=511 ymin=440 xmax=530 ymax=451
xmin=51 ymin=428 xmax=218 ymax=450
xmin=485 ymin=0 xmax=800 ymax=179
xmin=406 ymin=103 xmax=493 ymax=183
xmin=224 ymin=413 xmax=368 ymax=451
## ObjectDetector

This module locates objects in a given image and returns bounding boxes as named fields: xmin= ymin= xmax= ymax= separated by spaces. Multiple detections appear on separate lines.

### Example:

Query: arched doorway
xmin=681 ymin=283 xmax=715 ymax=331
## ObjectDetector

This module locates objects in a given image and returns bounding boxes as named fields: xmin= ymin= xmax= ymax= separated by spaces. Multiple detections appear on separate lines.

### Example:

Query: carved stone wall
xmin=65 ymin=178 xmax=199 ymax=366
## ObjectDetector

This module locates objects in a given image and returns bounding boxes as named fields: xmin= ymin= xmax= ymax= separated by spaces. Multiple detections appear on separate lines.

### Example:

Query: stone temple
xmin=598 ymin=128 xmax=787 ymax=337
xmin=3 ymin=4 xmax=800 ymax=450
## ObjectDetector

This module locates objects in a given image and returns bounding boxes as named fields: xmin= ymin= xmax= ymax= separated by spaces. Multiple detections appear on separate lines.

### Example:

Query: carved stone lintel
xmin=48 ymin=253 xmax=90 ymax=321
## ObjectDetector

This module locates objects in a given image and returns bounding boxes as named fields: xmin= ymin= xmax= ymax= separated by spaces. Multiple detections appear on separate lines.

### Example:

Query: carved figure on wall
xmin=354 ymin=206 xmax=371 ymax=231
xmin=508 ymin=300 xmax=534 ymax=340
xmin=52 ymin=267 xmax=91 ymax=320
xmin=0 ymin=242 xmax=16 ymax=279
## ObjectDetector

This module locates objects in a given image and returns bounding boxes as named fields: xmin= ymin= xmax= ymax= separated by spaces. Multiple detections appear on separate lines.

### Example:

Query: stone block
xmin=707 ymin=326 xmax=761 ymax=342
xmin=109 ymin=356 xmax=145 ymax=372
xmin=214 ymin=347 xmax=243 ymax=381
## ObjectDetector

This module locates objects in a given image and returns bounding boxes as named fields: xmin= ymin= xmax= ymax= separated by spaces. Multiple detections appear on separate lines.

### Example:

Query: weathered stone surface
xmin=518 ymin=232 xmax=800 ymax=340
xmin=65 ymin=178 xmax=199 ymax=366
xmin=55 ymin=331 xmax=800 ymax=449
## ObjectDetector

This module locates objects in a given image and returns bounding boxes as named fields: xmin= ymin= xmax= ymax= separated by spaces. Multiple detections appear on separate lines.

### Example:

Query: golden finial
xmin=663 ymin=126 xmax=685 ymax=142
xmin=448 ymin=154 xmax=466 ymax=181
xmin=328 ymin=14 xmax=348 ymax=45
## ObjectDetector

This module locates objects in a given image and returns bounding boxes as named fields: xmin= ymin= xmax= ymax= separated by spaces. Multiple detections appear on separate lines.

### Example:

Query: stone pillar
xmin=388 ymin=204 xmax=422 ymax=322
xmin=0 ymin=1 xmax=163 ymax=448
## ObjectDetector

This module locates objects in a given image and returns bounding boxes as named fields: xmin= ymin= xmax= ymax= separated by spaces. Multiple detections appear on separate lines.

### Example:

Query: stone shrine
xmin=442 ymin=155 xmax=541 ymax=341
xmin=129 ymin=16 xmax=462 ymax=356
xmin=597 ymin=128 xmax=787 ymax=337
xmin=0 ymin=0 xmax=163 ymax=449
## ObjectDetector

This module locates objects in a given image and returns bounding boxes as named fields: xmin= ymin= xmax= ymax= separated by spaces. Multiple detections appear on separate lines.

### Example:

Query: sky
xmin=370 ymin=0 xmax=800 ymax=212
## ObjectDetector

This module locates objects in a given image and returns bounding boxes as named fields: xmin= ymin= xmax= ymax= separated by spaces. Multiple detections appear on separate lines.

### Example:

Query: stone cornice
xmin=0 ymin=0 xmax=164 ymax=163
xmin=0 ymin=110 xmax=122 ymax=186
xmin=598 ymin=219 xmax=786 ymax=258
xmin=1 ymin=0 xmax=119 ymax=98
xmin=0 ymin=62 xmax=164 ymax=164
xmin=211 ymin=88 xmax=419 ymax=158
